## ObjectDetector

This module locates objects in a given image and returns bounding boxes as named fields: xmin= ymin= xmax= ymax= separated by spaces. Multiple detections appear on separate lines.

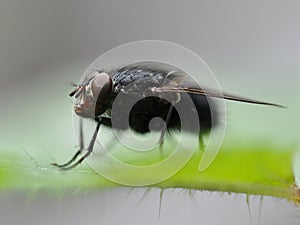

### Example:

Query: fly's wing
xmin=130 ymin=72 xmax=285 ymax=108
xmin=150 ymin=86 xmax=285 ymax=107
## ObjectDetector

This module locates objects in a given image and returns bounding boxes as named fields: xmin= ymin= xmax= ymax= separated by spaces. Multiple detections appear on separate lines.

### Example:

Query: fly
xmin=51 ymin=61 xmax=284 ymax=170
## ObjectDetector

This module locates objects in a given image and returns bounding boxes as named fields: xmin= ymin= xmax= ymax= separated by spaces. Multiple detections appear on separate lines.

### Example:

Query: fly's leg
xmin=59 ymin=118 xmax=102 ymax=170
xmin=51 ymin=118 xmax=84 ymax=168
xmin=158 ymin=105 xmax=174 ymax=155
xmin=52 ymin=117 xmax=112 ymax=170
xmin=96 ymin=128 xmax=121 ymax=158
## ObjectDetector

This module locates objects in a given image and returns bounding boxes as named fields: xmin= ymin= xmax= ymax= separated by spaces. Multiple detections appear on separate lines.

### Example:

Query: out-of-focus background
xmin=0 ymin=0 xmax=300 ymax=224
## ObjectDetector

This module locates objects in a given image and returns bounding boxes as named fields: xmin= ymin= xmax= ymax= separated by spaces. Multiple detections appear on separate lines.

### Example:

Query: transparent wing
xmin=150 ymin=85 xmax=285 ymax=108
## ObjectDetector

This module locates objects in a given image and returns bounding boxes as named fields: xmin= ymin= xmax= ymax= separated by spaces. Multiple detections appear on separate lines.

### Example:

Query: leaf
xmin=0 ymin=144 xmax=299 ymax=205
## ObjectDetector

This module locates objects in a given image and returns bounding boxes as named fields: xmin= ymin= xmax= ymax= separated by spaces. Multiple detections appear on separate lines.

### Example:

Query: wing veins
xmin=151 ymin=87 xmax=285 ymax=108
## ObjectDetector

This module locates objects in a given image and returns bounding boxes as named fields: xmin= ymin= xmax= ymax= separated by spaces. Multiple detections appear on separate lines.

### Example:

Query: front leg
xmin=59 ymin=119 xmax=101 ymax=170
xmin=52 ymin=117 xmax=112 ymax=170
xmin=51 ymin=117 xmax=85 ymax=168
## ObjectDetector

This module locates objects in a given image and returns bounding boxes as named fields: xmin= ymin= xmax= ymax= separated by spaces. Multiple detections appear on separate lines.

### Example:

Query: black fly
xmin=52 ymin=61 xmax=284 ymax=170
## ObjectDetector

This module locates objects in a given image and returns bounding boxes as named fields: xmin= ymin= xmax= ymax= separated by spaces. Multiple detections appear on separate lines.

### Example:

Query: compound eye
xmin=91 ymin=72 xmax=112 ymax=104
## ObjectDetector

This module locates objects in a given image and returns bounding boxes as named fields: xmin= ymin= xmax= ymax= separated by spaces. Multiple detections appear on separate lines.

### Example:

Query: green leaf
xmin=0 ymin=144 xmax=299 ymax=205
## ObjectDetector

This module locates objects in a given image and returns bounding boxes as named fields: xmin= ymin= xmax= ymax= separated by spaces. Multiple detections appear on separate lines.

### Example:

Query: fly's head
xmin=70 ymin=71 xmax=113 ymax=118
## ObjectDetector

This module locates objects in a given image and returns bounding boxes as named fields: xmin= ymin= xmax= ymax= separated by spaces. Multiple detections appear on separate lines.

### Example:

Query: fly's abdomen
xmin=127 ymin=95 xmax=215 ymax=134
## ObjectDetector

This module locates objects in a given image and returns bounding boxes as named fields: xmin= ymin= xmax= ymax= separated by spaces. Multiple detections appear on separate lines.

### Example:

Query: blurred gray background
xmin=0 ymin=0 xmax=300 ymax=224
